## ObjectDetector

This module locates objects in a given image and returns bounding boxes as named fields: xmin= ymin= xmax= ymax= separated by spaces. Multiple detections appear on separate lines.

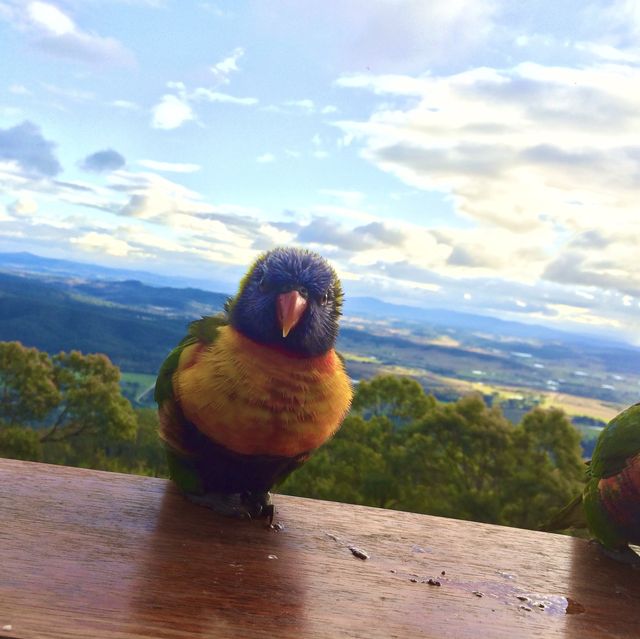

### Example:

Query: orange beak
xmin=277 ymin=290 xmax=308 ymax=338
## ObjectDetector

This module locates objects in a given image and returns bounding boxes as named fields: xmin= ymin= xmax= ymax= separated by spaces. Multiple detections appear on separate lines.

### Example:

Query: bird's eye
xmin=298 ymin=286 xmax=309 ymax=299
xmin=320 ymin=292 xmax=330 ymax=306
xmin=259 ymin=276 xmax=269 ymax=292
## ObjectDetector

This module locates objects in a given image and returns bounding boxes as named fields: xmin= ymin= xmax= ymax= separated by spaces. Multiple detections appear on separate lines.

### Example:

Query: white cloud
xmin=193 ymin=88 xmax=258 ymax=106
xmin=0 ymin=106 xmax=22 ymax=119
xmin=584 ymin=0 xmax=640 ymax=44
xmin=149 ymin=74 xmax=258 ymax=130
xmin=113 ymin=171 xmax=215 ymax=219
xmin=27 ymin=2 xmax=73 ymax=35
xmin=309 ymin=203 xmax=378 ymax=224
xmin=43 ymin=83 xmax=95 ymax=101
xmin=336 ymin=73 xmax=429 ymax=95
xmin=336 ymin=60 xmax=640 ymax=298
xmin=338 ymin=133 xmax=355 ymax=148
xmin=8 ymin=194 xmax=38 ymax=216
xmin=138 ymin=159 xmax=201 ymax=173
xmin=319 ymin=189 xmax=365 ymax=207
xmin=121 ymin=226 xmax=187 ymax=254
xmin=111 ymin=100 xmax=141 ymax=111
xmin=256 ymin=153 xmax=275 ymax=163
xmin=0 ymin=203 xmax=12 ymax=222
xmin=284 ymin=98 xmax=315 ymax=112
xmin=9 ymin=84 xmax=30 ymax=95
xmin=151 ymin=94 xmax=195 ymax=129
xmin=19 ymin=1 xmax=135 ymax=66
xmin=574 ymin=41 xmax=640 ymax=63
xmin=311 ymin=133 xmax=329 ymax=158
xmin=70 ymin=231 xmax=137 ymax=257
xmin=257 ymin=222 xmax=295 ymax=246
xmin=199 ymin=3 xmax=227 ymax=17
xmin=0 ymin=159 xmax=280 ymax=270
xmin=263 ymin=99 xmax=328 ymax=115
xmin=210 ymin=47 xmax=244 ymax=85
xmin=533 ymin=304 xmax=623 ymax=330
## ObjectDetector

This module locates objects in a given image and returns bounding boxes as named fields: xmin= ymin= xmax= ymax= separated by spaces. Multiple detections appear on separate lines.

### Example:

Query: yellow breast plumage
xmin=173 ymin=325 xmax=352 ymax=457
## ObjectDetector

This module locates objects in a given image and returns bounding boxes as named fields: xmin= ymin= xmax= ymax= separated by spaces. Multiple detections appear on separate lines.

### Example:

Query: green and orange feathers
xmin=543 ymin=402 xmax=640 ymax=562
xmin=155 ymin=247 xmax=352 ymax=521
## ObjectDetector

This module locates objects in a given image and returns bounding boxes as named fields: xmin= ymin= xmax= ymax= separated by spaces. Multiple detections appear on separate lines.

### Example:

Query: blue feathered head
xmin=227 ymin=247 xmax=344 ymax=357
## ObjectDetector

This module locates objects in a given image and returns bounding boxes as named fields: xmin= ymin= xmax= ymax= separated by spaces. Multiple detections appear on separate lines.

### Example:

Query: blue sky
xmin=1 ymin=1 xmax=640 ymax=342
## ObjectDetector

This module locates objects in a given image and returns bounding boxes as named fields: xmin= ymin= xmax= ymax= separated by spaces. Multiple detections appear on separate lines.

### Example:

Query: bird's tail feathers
xmin=540 ymin=494 xmax=587 ymax=532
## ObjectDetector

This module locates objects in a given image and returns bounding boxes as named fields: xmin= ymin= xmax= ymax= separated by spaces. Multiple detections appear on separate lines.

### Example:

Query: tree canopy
xmin=0 ymin=341 xmax=60 ymax=426
xmin=281 ymin=375 xmax=586 ymax=531
xmin=0 ymin=341 xmax=137 ymax=462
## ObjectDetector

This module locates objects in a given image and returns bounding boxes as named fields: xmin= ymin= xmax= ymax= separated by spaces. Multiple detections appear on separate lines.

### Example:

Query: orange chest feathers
xmin=173 ymin=326 xmax=353 ymax=457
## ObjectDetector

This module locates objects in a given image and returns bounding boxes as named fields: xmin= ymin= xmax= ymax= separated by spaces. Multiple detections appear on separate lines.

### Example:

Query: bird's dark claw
xmin=242 ymin=491 xmax=275 ymax=525
xmin=184 ymin=490 xmax=276 ymax=525
xmin=185 ymin=491 xmax=252 ymax=520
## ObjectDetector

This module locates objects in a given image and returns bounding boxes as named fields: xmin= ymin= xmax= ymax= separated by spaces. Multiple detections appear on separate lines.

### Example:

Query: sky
xmin=1 ymin=1 xmax=640 ymax=342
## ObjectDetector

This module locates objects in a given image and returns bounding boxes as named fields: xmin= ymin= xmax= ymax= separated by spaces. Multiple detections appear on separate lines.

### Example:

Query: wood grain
xmin=0 ymin=458 xmax=638 ymax=639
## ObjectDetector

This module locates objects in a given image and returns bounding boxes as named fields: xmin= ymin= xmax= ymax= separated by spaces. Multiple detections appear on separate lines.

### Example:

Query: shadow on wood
xmin=128 ymin=489 xmax=307 ymax=637
xmin=0 ymin=458 xmax=639 ymax=639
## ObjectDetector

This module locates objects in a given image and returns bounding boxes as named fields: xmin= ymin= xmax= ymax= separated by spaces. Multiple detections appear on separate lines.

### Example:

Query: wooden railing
xmin=0 ymin=458 xmax=638 ymax=639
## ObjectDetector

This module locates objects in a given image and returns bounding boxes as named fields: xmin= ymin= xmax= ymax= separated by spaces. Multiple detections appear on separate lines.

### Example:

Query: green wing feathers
xmin=155 ymin=314 xmax=227 ymax=491
xmin=540 ymin=493 xmax=587 ymax=532
xmin=154 ymin=314 xmax=227 ymax=406
xmin=166 ymin=447 xmax=205 ymax=495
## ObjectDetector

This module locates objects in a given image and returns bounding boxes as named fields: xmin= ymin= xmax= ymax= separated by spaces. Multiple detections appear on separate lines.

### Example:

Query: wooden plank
xmin=0 ymin=457 xmax=638 ymax=639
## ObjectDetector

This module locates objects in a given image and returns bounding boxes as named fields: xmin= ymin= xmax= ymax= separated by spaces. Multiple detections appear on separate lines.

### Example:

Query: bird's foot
xmin=242 ymin=491 xmax=275 ymax=526
xmin=184 ymin=491 xmax=253 ymax=520
xmin=592 ymin=540 xmax=640 ymax=566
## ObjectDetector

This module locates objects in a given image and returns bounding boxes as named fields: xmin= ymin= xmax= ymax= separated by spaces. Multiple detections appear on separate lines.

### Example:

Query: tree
xmin=40 ymin=350 xmax=137 ymax=443
xmin=282 ymin=374 xmax=586 ymax=532
xmin=282 ymin=413 xmax=402 ymax=508
xmin=45 ymin=408 xmax=168 ymax=477
xmin=0 ymin=342 xmax=137 ymax=456
xmin=0 ymin=342 xmax=60 ymax=426
xmin=517 ymin=407 xmax=584 ymax=479
xmin=351 ymin=375 xmax=435 ymax=427
xmin=398 ymin=394 xmax=517 ymax=523
xmin=283 ymin=375 xmax=438 ymax=508
xmin=501 ymin=408 xmax=585 ymax=529
xmin=0 ymin=426 xmax=42 ymax=461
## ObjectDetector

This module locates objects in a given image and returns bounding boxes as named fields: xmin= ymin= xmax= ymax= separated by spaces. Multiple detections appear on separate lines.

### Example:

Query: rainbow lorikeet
xmin=155 ymin=247 xmax=352 ymax=523
xmin=542 ymin=402 xmax=640 ymax=563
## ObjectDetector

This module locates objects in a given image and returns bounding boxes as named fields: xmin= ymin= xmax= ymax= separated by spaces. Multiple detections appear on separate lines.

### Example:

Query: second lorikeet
xmin=542 ymin=402 xmax=640 ymax=563
xmin=155 ymin=247 xmax=352 ymax=523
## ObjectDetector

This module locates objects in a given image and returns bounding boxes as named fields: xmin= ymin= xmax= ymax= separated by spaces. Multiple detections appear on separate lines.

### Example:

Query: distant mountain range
xmin=342 ymin=296 xmax=627 ymax=348
xmin=0 ymin=250 xmax=631 ymax=350
xmin=0 ymin=251 xmax=232 ymax=293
